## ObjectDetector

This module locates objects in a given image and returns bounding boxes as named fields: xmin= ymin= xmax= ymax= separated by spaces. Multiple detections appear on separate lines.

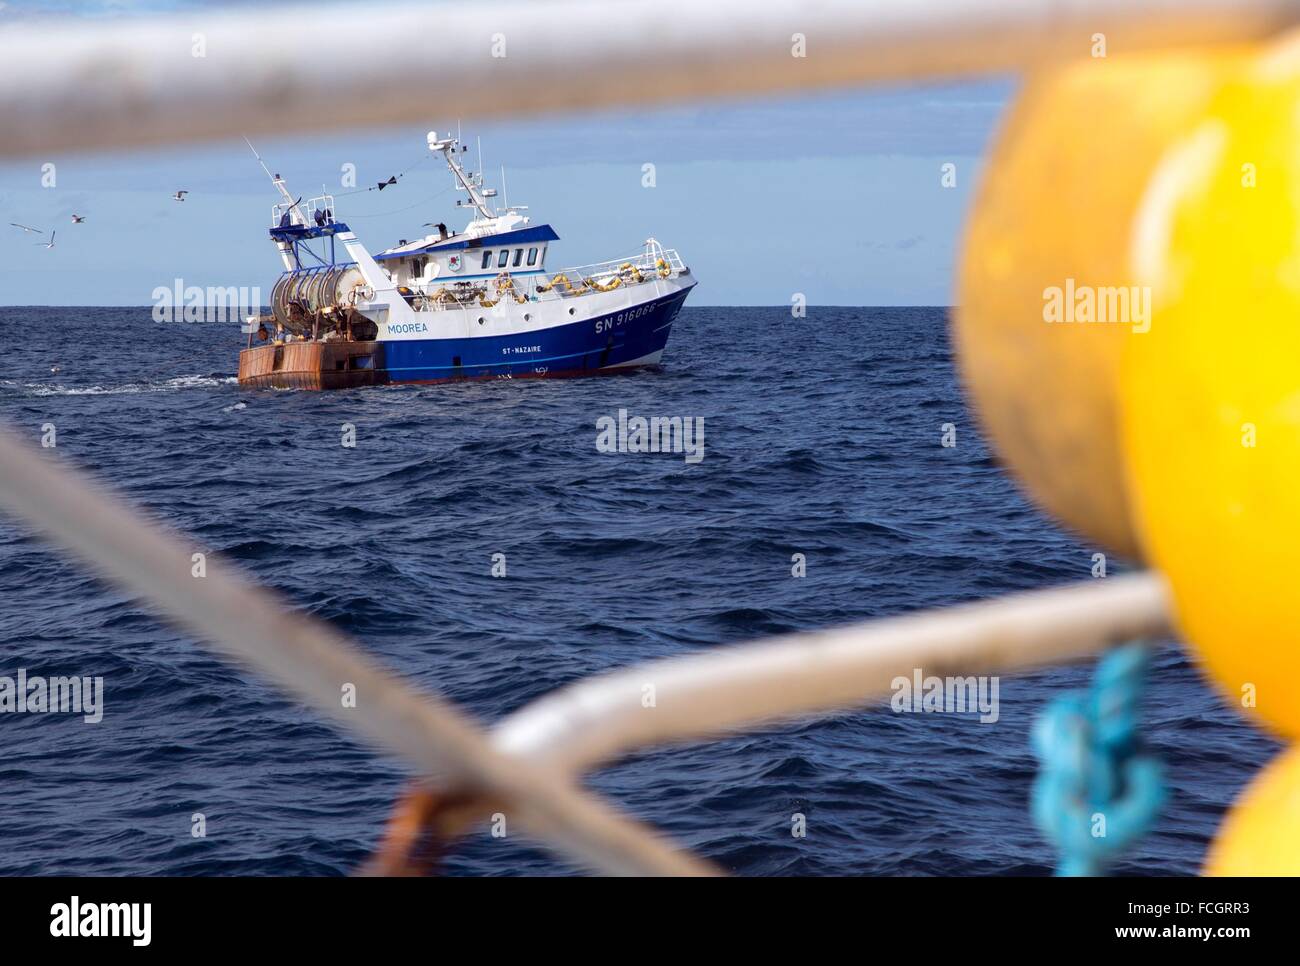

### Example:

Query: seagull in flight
xmin=173 ymin=190 xmax=189 ymax=202
xmin=10 ymin=222 xmax=43 ymax=234
xmin=71 ymin=214 xmax=85 ymax=223
xmin=36 ymin=231 xmax=55 ymax=249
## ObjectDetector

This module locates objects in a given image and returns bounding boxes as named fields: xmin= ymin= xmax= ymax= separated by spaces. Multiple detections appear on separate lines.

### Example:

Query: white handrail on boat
xmin=409 ymin=248 xmax=687 ymax=310
xmin=2 ymin=0 xmax=1297 ymax=158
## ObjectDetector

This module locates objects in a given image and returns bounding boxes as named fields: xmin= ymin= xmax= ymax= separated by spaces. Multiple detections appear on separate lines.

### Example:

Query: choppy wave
xmin=0 ymin=306 xmax=1278 ymax=876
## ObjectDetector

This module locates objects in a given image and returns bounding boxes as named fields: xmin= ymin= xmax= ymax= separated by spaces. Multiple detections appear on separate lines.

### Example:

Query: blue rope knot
xmin=1031 ymin=641 xmax=1165 ymax=876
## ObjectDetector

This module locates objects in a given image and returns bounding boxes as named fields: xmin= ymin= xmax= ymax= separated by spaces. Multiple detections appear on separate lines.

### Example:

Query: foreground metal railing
xmin=2 ymin=0 xmax=1297 ymax=159
xmin=0 ymin=425 xmax=1173 ymax=874
xmin=0 ymin=426 xmax=712 ymax=876
xmin=1 ymin=0 xmax=1256 ymax=874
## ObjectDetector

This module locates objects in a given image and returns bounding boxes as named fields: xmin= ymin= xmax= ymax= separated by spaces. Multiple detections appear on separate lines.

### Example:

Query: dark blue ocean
xmin=0 ymin=306 xmax=1278 ymax=876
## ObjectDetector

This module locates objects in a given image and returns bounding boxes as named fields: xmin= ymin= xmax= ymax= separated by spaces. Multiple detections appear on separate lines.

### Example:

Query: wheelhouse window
xmin=410 ymin=257 xmax=426 ymax=279
xmin=526 ymin=247 xmax=538 ymax=266
xmin=512 ymin=248 xmax=523 ymax=268
xmin=497 ymin=249 xmax=510 ymax=268
xmin=481 ymin=250 xmax=492 ymax=270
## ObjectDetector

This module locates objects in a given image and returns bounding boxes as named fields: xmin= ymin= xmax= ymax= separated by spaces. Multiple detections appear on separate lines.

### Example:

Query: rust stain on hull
xmin=238 ymin=341 xmax=383 ymax=391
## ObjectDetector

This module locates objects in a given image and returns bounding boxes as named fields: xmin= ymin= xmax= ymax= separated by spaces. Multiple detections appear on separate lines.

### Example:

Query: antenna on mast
xmin=477 ymin=136 xmax=487 ymax=214
xmin=244 ymin=135 xmax=305 ymax=223
xmin=243 ymin=135 xmax=276 ymax=185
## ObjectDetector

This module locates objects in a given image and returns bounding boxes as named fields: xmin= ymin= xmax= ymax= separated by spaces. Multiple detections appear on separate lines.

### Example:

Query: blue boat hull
xmin=239 ymin=286 xmax=693 ymax=389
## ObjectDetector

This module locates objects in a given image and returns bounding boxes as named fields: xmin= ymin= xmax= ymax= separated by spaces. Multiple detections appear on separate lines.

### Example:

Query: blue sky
xmin=0 ymin=1 xmax=1015 ymax=305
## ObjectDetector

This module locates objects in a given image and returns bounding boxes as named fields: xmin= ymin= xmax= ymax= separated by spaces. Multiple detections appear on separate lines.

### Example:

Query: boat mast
xmin=244 ymin=136 xmax=306 ymax=224
xmin=429 ymin=130 xmax=494 ymax=220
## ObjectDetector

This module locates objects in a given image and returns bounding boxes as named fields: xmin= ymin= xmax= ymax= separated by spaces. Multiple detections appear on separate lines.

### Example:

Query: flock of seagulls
xmin=10 ymin=190 xmax=188 ymax=249
xmin=10 ymin=222 xmax=57 ymax=247
xmin=15 ymin=189 xmax=190 ymax=379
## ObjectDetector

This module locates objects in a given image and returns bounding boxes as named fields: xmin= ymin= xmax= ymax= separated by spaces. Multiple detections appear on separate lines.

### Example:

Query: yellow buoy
xmin=1206 ymin=746 xmax=1300 ymax=875
xmin=956 ymin=49 xmax=1244 ymax=560
xmin=1121 ymin=35 xmax=1300 ymax=738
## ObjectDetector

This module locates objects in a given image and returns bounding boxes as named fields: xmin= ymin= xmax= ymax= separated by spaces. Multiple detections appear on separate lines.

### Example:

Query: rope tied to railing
xmin=1031 ymin=641 xmax=1165 ymax=876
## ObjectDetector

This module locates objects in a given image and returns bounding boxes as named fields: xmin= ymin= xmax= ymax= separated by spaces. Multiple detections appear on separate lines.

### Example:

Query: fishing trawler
xmin=238 ymin=132 xmax=696 ymax=389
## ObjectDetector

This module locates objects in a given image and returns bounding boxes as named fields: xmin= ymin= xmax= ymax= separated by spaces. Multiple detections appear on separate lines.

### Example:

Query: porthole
xmin=478 ymin=317 xmax=485 ymax=324
xmin=568 ymin=307 xmax=575 ymax=316
xmin=524 ymin=313 xmax=531 ymax=321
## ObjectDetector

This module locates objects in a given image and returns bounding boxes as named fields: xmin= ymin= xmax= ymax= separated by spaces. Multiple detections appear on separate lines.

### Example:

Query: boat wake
xmin=0 ymin=374 xmax=237 ymax=397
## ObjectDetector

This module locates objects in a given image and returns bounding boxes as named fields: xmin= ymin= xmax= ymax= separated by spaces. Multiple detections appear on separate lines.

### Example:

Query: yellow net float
xmin=956 ymin=47 xmax=1246 ymax=560
xmin=479 ymin=274 xmax=529 ymax=307
xmin=1205 ymin=746 xmax=1300 ymax=875
xmin=1120 ymin=33 xmax=1300 ymax=739
xmin=536 ymin=273 xmax=589 ymax=294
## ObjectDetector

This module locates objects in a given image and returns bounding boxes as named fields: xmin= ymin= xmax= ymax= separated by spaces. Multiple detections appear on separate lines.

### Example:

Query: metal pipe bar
xmin=0 ymin=415 xmax=1178 ymax=868
xmin=0 ymin=425 xmax=715 ymax=876
xmin=493 ymin=573 xmax=1174 ymax=774
xmin=2 ymin=0 xmax=1297 ymax=159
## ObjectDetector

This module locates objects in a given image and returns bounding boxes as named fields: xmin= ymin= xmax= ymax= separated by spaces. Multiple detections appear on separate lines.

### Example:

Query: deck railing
xmin=272 ymin=195 xmax=338 ymax=230
xmin=0 ymin=0 xmax=1282 ymax=875
xmin=412 ymin=245 xmax=688 ymax=311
